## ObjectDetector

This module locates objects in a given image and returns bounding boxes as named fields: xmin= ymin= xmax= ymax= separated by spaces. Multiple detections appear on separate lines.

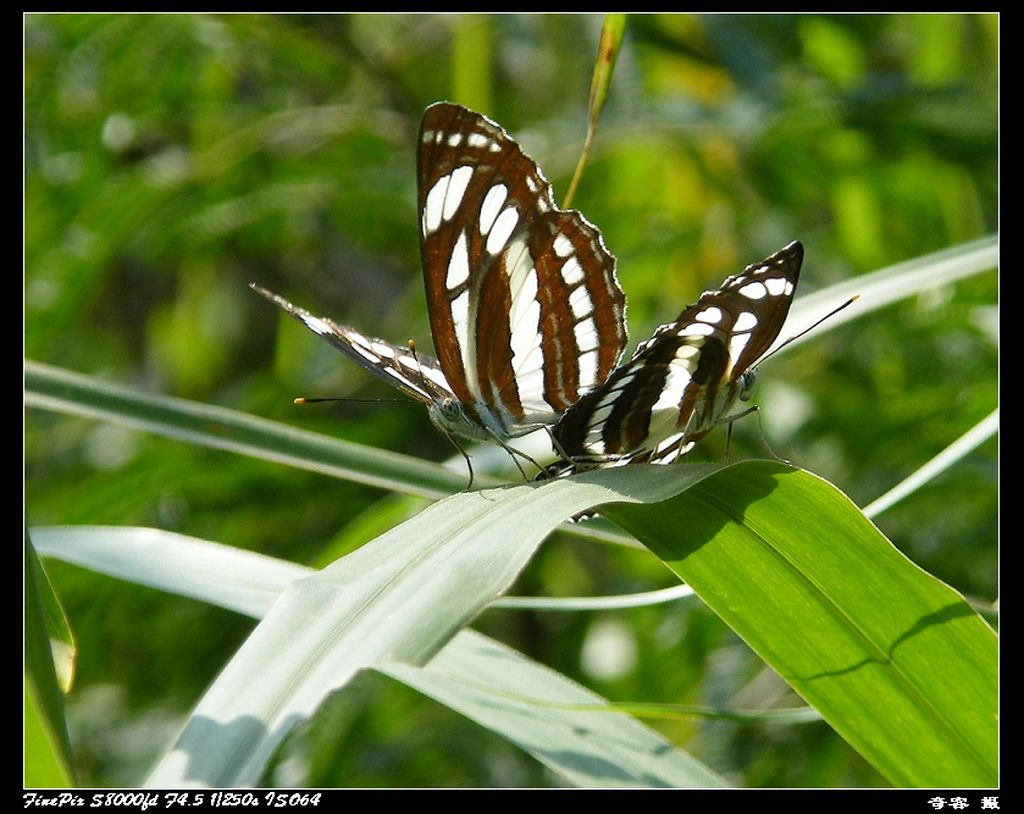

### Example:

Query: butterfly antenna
xmin=759 ymin=295 xmax=860 ymax=366
xmin=292 ymin=396 xmax=414 ymax=405
xmin=714 ymin=295 xmax=858 ymax=464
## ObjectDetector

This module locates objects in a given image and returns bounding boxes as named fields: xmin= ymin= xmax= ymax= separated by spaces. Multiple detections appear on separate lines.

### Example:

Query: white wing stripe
xmin=765 ymin=277 xmax=793 ymax=296
xmin=423 ymin=173 xmax=450 ymax=235
xmin=578 ymin=348 xmax=598 ymax=386
xmin=487 ymin=208 xmax=520 ymax=255
xmin=679 ymin=322 xmax=714 ymax=337
xmin=443 ymin=165 xmax=474 ymax=222
xmin=733 ymin=311 xmax=758 ymax=331
xmin=509 ymin=270 xmax=541 ymax=362
xmin=479 ymin=184 xmax=508 ymax=235
xmin=729 ymin=333 xmax=751 ymax=360
xmin=738 ymin=281 xmax=768 ymax=299
xmin=574 ymin=320 xmax=601 ymax=386
xmin=450 ymin=288 xmax=473 ymax=388
xmin=561 ymin=257 xmax=585 ymax=287
xmin=446 ymin=230 xmax=471 ymax=290
xmin=696 ymin=306 xmax=723 ymax=323
xmin=371 ymin=341 xmax=396 ymax=359
xmin=405 ymin=361 xmax=450 ymax=391
xmin=553 ymin=234 xmax=574 ymax=257
xmin=349 ymin=343 xmax=379 ymax=363
xmin=568 ymin=285 xmax=592 ymax=320
xmin=504 ymin=237 xmax=533 ymax=301
xmin=300 ymin=314 xmax=335 ymax=336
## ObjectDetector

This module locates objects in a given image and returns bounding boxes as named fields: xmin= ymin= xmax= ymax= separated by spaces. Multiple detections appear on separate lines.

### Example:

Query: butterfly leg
xmin=721 ymin=405 xmax=789 ymax=464
xmin=442 ymin=429 xmax=476 ymax=490
xmin=484 ymin=428 xmax=547 ymax=482
xmin=537 ymin=425 xmax=592 ymax=478
xmin=720 ymin=405 xmax=755 ymax=460
xmin=750 ymin=406 xmax=790 ymax=464
xmin=723 ymin=418 xmax=736 ymax=460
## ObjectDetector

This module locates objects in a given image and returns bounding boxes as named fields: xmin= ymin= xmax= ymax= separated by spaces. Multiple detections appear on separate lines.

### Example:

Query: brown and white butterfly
xmin=546 ymin=241 xmax=803 ymax=473
xmin=252 ymin=102 xmax=627 ymax=466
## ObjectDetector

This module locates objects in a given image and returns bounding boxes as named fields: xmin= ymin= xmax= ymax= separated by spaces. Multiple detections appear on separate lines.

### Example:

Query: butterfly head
xmin=738 ymin=368 xmax=758 ymax=402
xmin=427 ymin=396 xmax=487 ymax=442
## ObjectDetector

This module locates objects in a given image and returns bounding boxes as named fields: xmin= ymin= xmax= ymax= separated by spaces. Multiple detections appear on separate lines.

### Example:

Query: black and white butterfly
xmin=547 ymin=241 xmax=803 ymax=473
xmin=252 ymin=102 xmax=627 ymax=468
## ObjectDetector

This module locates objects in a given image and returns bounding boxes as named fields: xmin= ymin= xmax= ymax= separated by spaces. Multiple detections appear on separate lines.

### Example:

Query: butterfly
xmin=546 ymin=241 xmax=803 ymax=473
xmin=252 ymin=102 xmax=627 ymax=474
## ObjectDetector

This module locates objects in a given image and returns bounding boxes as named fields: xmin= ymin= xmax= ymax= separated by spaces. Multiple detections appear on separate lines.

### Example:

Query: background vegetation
xmin=25 ymin=14 xmax=997 ymax=787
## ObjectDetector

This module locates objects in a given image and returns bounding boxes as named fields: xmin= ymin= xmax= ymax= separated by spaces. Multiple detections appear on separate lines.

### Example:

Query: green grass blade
xmin=780 ymin=235 xmax=997 ymax=354
xmin=24 ymin=531 xmax=75 ymax=786
xmin=602 ymin=462 xmax=997 ymax=787
xmin=27 ymin=538 xmax=76 ymax=695
xmin=380 ymin=631 xmax=726 ymax=789
xmin=588 ymin=15 xmax=626 ymax=127
xmin=863 ymin=408 xmax=998 ymax=519
xmin=25 ymin=359 xmax=478 ymax=499
xmin=563 ymin=14 xmax=626 ymax=210
xmin=32 ymin=526 xmax=309 ymax=619
xmin=25 ymin=679 xmax=74 ymax=788
xmin=33 ymin=458 xmax=996 ymax=787
xmin=451 ymin=15 xmax=493 ymax=114
xmin=492 ymin=584 xmax=694 ymax=611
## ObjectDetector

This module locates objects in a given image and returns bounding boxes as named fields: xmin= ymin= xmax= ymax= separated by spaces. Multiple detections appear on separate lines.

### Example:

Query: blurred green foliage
xmin=25 ymin=14 xmax=996 ymax=787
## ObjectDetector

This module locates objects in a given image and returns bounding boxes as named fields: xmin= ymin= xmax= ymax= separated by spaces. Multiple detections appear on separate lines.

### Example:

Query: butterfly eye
xmin=739 ymin=369 xmax=758 ymax=402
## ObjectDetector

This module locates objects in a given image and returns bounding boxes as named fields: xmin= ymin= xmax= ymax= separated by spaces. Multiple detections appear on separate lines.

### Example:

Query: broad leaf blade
xmin=33 ymin=515 xmax=725 ymax=788
xmin=603 ymin=462 xmax=997 ymax=787
xmin=33 ymin=459 xmax=996 ymax=788
xmin=142 ymin=466 xmax=722 ymax=787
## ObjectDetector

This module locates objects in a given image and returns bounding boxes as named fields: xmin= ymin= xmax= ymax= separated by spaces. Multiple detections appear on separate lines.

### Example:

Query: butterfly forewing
xmin=418 ymin=102 xmax=626 ymax=438
xmin=707 ymin=243 xmax=802 ymax=379
xmin=552 ymin=241 xmax=803 ymax=465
